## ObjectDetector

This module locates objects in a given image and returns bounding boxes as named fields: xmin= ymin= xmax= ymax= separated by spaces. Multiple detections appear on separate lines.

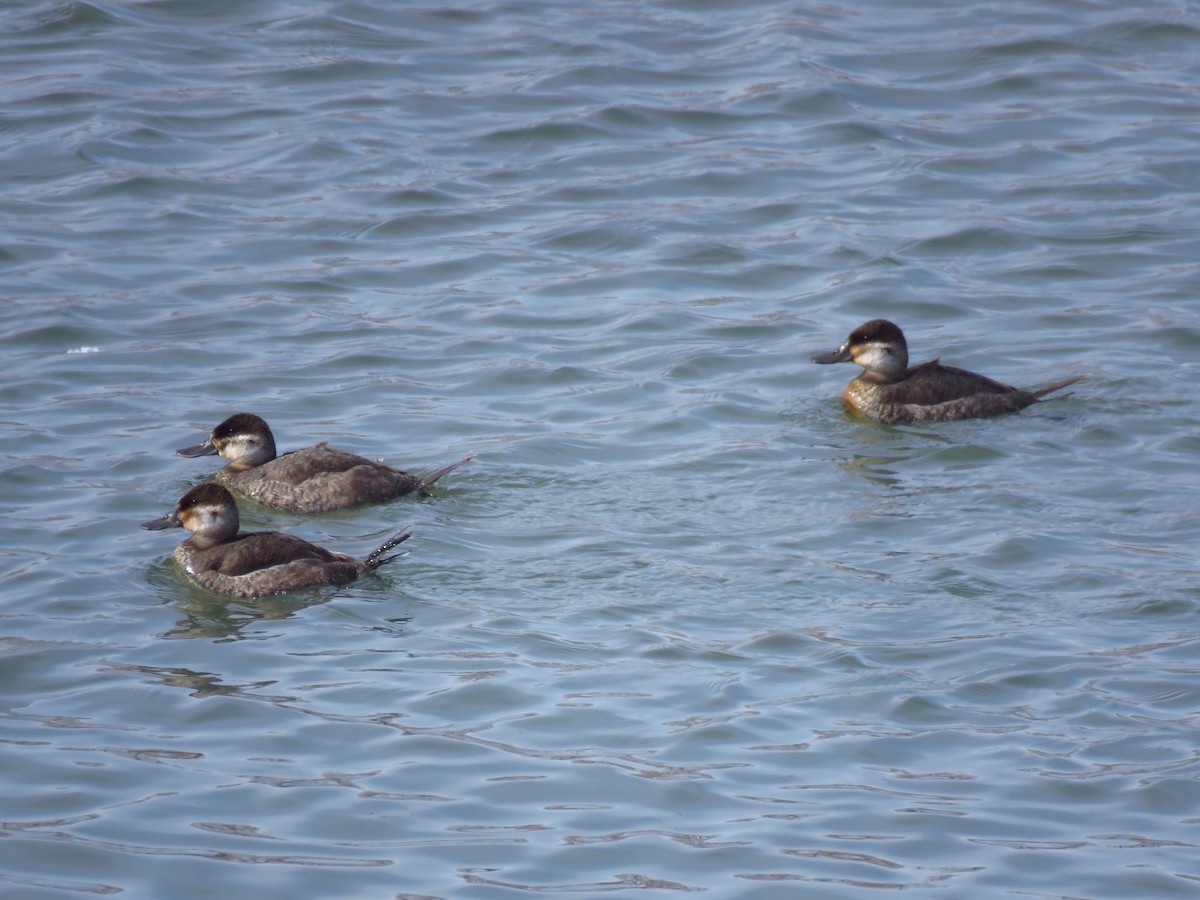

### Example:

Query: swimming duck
xmin=176 ymin=412 xmax=472 ymax=512
xmin=812 ymin=319 xmax=1087 ymax=424
xmin=142 ymin=483 xmax=411 ymax=598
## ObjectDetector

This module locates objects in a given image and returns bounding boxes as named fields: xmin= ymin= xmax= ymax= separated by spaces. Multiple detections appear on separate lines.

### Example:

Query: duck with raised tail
xmin=176 ymin=412 xmax=472 ymax=512
xmin=812 ymin=319 xmax=1087 ymax=424
xmin=142 ymin=483 xmax=411 ymax=598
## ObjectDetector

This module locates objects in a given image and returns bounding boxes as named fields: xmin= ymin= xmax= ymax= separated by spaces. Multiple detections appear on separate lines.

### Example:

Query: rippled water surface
xmin=3 ymin=0 xmax=1199 ymax=897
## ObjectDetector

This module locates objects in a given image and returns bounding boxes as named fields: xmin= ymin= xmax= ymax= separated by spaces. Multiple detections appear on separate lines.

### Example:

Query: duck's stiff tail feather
xmin=418 ymin=454 xmax=476 ymax=490
xmin=1033 ymin=373 xmax=1088 ymax=398
xmin=365 ymin=530 xmax=413 ymax=570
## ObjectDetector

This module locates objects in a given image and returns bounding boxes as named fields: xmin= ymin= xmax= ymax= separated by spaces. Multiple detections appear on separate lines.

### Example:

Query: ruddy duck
xmin=142 ymin=483 xmax=411 ymax=598
xmin=176 ymin=412 xmax=472 ymax=513
xmin=812 ymin=319 xmax=1087 ymax=424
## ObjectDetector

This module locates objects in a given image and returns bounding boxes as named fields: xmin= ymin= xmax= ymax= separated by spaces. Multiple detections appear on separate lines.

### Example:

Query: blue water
xmin=2 ymin=0 xmax=1199 ymax=897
